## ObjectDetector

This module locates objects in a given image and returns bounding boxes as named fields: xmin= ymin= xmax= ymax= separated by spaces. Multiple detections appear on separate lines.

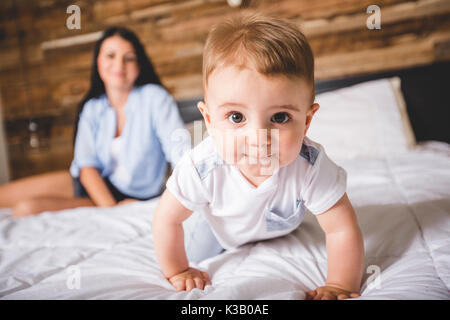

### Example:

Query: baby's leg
xmin=183 ymin=211 xmax=224 ymax=263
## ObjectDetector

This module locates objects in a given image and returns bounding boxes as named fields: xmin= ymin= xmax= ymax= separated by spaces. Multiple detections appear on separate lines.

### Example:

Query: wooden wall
xmin=1 ymin=0 xmax=449 ymax=179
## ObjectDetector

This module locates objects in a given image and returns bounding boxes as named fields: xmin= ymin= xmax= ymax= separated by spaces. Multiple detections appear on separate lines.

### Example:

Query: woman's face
xmin=97 ymin=35 xmax=140 ymax=91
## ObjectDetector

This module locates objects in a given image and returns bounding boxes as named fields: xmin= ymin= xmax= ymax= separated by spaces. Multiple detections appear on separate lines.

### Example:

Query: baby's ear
xmin=304 ymin=103 xmax=320 ymax=135
xmin=309 ymin=103 xmax=320 ymax=115
xmin=197 ymin=101 xmax=211 ymax=124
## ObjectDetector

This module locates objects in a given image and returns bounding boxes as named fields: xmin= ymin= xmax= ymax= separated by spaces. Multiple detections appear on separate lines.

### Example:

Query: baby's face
xmin=198 ymin=66 xmax=319 ymax=179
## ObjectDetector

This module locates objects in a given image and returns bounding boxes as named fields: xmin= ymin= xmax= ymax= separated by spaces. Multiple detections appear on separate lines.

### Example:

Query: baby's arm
xmin=153 ymin=189 xmax=211 ymax=291
xmin=307 ymin=192 xmax=365 ymax=300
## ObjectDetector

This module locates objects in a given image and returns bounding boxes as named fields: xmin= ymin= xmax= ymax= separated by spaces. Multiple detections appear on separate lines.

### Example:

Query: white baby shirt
xmin=166 ymin=135 xmax=347 ymax=250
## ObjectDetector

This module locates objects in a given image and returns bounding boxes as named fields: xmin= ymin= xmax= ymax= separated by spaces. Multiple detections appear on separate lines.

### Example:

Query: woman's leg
xmin=0 ymin=170 xmax=73 ymax=208
xmin=0 ymin=169 xmax=96 ymax=217
xmin=12 ymin=196 xmax=95 ymax=218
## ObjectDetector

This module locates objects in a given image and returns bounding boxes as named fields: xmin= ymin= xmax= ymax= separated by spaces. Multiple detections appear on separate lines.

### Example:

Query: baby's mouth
xmin=242 ymin=153 xmax=275 ymax=166
xmin=243 ymin=153 xmax=272 ymax=159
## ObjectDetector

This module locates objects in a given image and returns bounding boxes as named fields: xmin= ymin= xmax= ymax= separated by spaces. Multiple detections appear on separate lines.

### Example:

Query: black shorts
xmin=72 ymin=177 xmax=161 ymax=202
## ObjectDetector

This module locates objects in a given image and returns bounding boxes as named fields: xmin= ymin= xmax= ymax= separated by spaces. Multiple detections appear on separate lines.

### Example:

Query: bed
xmin=1 ymin=62 xmax=449 ymax=300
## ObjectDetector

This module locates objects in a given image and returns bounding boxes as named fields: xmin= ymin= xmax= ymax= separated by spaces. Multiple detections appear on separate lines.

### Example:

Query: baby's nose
xmin=246 ymin=128 xmax=271 ymax=148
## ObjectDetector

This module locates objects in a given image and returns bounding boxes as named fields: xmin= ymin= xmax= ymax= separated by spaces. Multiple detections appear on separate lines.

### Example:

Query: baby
xmin=153 ymin=14 xmax=365 ymax=300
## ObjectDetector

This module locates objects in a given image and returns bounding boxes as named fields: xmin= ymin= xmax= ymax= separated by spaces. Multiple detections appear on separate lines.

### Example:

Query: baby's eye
xmin=228 ymin=112 xmax=245 ymax=124
xmin=271 ymin=112 xmax=290 ymax=124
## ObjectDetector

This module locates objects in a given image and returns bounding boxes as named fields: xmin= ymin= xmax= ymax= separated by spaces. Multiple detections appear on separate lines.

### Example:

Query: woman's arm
xmin=79 ymin=167 xmax=116 ymax=207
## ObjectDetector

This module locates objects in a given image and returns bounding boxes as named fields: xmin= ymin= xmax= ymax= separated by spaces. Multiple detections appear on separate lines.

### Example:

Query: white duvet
xmin=0 ymin=142 xmax=449 ymax=300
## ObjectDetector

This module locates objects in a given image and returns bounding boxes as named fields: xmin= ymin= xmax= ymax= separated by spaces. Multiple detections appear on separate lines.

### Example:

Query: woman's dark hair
xmin=73 ymin=26 xmax=162 ymax=144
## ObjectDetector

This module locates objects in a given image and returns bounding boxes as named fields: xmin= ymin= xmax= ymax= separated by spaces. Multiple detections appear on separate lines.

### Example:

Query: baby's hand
xmin=168 ymin=267 xmax=211 ymax=292
xmin=306 ymin=285 xmax=360 ymax=300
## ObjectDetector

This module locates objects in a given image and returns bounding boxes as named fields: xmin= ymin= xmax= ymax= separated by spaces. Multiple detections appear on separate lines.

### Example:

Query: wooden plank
xmin=130 ymin=0 xmax=206 ymax=20
xmin=41 ymin=31 xmax=103 ymax=51
xmin=308 ymin=12 xmax=450 ymax=56
xmin=299 ymin=0 xmax=450 ymax=37
xmin=8 ymin=135 xmax=74 ymax=179
xmin=163 ymin=74 xmax=203 ymax=100
xmin=315 ymin=31 xmax=450 ymax=79
xmin=257 ymin=0 xmax=406 ymax=20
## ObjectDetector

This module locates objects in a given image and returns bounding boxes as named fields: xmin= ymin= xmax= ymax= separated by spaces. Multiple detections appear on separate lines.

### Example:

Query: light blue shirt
xmin=70 ymin=84 xmax=191 ymax=198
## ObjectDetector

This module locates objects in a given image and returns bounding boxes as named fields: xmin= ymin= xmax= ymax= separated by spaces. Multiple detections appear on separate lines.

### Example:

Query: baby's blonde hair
xmin=203 ymin=13 xmax=315 ymax=103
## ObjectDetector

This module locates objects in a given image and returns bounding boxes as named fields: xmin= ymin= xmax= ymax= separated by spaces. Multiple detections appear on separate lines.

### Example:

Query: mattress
xmin=0 ymin=141 xmax=449 ymax=300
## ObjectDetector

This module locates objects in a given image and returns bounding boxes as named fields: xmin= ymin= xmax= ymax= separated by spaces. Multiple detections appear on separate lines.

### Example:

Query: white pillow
xmin=307 ymin=77 xmax=416 ymax=161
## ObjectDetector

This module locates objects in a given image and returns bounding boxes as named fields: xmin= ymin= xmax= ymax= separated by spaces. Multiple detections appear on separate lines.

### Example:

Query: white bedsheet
xmin=0 ymin=142 xmax=449 ymax=300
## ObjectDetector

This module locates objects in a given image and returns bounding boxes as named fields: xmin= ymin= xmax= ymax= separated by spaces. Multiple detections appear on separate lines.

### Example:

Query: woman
xmin=0 ymin=27 xmax=190 ymax=217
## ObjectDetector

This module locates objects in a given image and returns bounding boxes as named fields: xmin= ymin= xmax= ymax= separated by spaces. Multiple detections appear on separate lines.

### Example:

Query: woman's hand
xmin=117 ymin=198 xmax=138 ymax=206
xmin=168 ymin=267 xmax=211 ymax=292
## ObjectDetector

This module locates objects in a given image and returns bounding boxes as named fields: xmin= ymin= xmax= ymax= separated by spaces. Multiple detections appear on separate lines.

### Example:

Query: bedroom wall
xmin=0 ymin=0 xmax=449 ymax=179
